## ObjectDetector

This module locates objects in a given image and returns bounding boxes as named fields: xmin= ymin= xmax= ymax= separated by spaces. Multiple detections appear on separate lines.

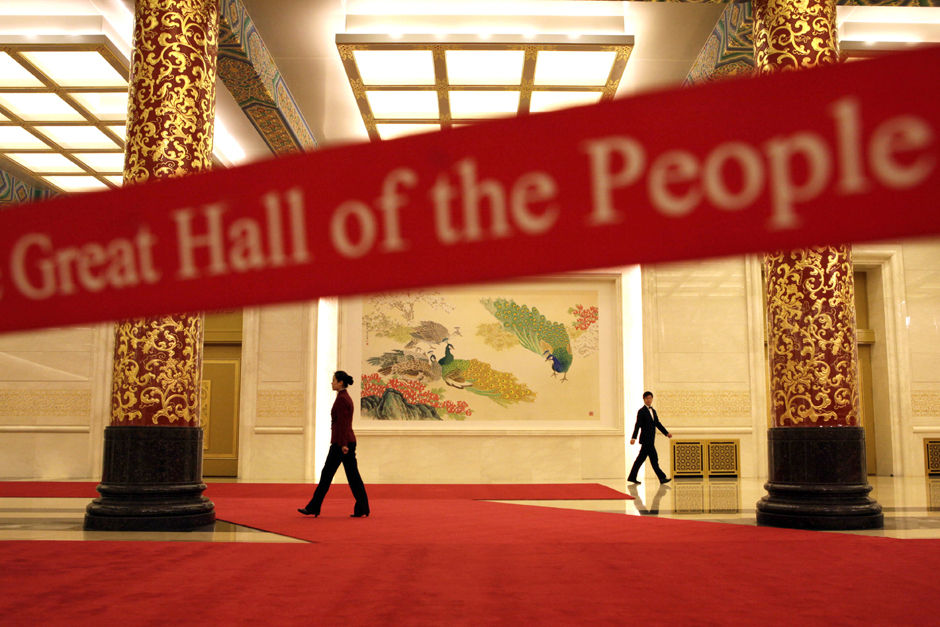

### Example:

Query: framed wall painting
xmin=339 ymin=273 xmax=623 ymax=432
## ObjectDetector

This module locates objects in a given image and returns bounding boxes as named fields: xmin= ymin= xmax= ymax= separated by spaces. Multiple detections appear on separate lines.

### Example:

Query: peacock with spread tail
xmin=438 ymin=343 xmax=535 ymax=406
xmin=481 ymin=298 xmax=573 ymax=381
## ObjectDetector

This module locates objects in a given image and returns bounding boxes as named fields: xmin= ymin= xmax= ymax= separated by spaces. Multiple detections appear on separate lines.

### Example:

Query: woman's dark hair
xmin=334 ymin=370 xmax=354 ymax=387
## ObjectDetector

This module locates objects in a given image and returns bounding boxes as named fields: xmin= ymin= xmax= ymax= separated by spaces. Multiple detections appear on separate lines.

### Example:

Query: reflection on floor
xmin=1 ymin=476 xmax=938 ymax=542
xmin=0 ymin=497 xmax=304 ymax=543
xmin=498 ymin=475 xmax=940 ymax=539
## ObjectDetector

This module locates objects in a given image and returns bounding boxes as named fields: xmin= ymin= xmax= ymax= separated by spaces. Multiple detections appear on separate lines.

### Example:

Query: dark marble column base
xmin=84 ymin=426 xmax=215 ymax=531
xmin=757 ymin=426 xmax=883 ymax=530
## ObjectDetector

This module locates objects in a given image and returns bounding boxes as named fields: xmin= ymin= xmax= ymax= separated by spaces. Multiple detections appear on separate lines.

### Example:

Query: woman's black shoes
xmin=298 ymin=507 xmax=367 ymax=518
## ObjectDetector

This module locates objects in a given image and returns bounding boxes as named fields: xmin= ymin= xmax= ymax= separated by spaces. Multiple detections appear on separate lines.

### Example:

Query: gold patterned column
xmin=753 ymin=0 xmax=881 ymax=530
xmin=764 ymin=248 xmax=860 ymax=427
xmin=85 ymin=0 xmax=219 ymax=531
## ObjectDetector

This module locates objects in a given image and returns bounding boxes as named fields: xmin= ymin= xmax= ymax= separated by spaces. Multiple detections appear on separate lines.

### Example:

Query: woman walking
xmin=298 ymin=370 xmax=370 ymax=518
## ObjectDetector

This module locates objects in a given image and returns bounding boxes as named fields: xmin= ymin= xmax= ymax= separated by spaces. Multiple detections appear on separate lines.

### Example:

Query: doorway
xmin=854 ymin=271 xmax=877 ymax=475
xmin=202 ymin=310 xmax=243 ymax=477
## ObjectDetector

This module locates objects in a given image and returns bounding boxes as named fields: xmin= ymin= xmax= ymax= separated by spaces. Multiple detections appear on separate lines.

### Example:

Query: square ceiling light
xmin=445 ymin=50 xmax=525 ymax=85
xmin=354 ymin=49 xmax=435 ymax=85
xmin=365 ymin=90 xmax=439 ymax=118
xmin=449 ymin=90 xmax=521 ymax=119
xmin=0 ymin=38 xmax=128 ymax=194
xmin=34 ymin=125 xmax=121 ymax=149
xmin=337 ymin=34 xmax=633 ymax=141
xmin=530 ymin=90 xmax=602 ymax=113
xmin=375 ymin=123 xmax=440 ymax=141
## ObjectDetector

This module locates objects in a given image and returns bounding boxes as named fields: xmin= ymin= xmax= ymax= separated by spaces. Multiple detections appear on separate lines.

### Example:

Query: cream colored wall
xmin=640 ymin=255 xmax=767 ymax=479
xmin=3 ymin=241 xmax=936 ymax=482
xmin=0 ymin=324 xmax=111 ymax=479
xmin=636 ymin=241 xmax=940 ymax=480
xmin=237 ymin=303 xmax=317 ymax=481
xmin=354 ymin=432 xmax=624 ymax=483
xmin=901 ymin=239 xmax=940 ymax=475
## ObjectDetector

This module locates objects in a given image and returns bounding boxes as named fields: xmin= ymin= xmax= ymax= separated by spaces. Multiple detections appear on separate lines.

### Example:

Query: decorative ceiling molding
xmin=639 ymin=1 xmax=935 ymax=5
xmin=0 ymin=165 xmax=54 ymax=205
xmin=835 ymin=1 xmax=937 ymax=5
xmin=684 ymin=2 xmax=754 ymax=87
xmin=218 ymin=0 xmax=317 ymax=155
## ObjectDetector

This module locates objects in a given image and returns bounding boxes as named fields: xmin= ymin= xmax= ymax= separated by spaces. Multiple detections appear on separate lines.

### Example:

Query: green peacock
xmin=438 ymin=343 xmax=535 ymax=406
xmin=481 ymin=298 xmax=573 ymax=381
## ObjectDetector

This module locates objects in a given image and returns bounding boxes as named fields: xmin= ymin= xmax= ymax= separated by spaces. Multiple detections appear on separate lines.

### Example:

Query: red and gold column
xmin=85 ymin=0 xmax=219 ymax=531
xmin=753 ymin=0 xmax=881 ymax=530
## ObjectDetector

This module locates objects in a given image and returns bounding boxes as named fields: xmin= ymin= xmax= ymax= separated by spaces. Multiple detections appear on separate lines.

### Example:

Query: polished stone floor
xmin=512 ymin=475 xmax=940 ymax=539
xmin=1 ymin=476 xmax=938 ymax=542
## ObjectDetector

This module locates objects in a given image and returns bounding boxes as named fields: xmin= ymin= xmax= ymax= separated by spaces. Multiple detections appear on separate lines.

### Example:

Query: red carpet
xmin=1 ymin=516 xmax=938 ymax=625
xmin=2 ymin=482 xmax=939 ymax=624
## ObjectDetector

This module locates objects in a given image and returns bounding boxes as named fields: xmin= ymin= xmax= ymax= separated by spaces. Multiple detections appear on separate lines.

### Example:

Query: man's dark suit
xmin=628 ymin=405 xmax=670 ymax=482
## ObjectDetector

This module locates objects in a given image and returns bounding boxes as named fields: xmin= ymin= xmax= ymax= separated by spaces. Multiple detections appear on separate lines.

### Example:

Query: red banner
xmin=1 ymin=47 xmax=938 ymax=334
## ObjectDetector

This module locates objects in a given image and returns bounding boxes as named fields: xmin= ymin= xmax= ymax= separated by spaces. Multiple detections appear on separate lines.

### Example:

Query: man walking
xmin=628 ymin=391 xmax=672 ymax=485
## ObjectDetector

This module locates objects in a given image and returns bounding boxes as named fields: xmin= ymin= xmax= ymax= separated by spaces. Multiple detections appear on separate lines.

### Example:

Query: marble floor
xmin=1 ymin=476 xmax=938 ymax=543
xmin=507 ymin=475 xmax=940 ymax=539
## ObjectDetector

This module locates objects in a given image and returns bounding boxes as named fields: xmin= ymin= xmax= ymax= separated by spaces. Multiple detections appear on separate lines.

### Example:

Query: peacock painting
xmin=437 ymin=343 xmax=535 ymax=406
xmin=361 ymin=284 xmax=601 ymax=421
xmin=481 ymin=298 xmax=573 ymax=381
xmin=367 ymin=349 xmax=441 ymax=382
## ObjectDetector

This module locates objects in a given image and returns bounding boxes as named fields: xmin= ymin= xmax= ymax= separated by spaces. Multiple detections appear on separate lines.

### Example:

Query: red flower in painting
xmin=569 ymin=304 xmax=599 ymax=330
xmin=362 ymin=373 xmax=473 ymax=417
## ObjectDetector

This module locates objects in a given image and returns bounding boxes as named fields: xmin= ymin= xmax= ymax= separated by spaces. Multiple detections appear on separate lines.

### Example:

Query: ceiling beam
xmin=218 ymin=0 xmax=318 ymax=155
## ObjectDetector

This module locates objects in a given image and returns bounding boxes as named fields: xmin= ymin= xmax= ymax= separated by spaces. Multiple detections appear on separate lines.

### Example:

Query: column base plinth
xmin=84 ymin=426 xmax=215 ymax=532
xmin=756 ymin=426 xmax=883 ymax=530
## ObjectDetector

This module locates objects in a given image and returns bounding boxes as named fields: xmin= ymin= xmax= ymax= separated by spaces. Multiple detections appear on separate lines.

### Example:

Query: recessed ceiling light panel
xmin=34 ymin=125 xmax=120 ymax=149
xmin=354 ymin=50 xmax=435 ymax=85
xmin=0 ymin=126 xmax=49 ymax=149
xmin=0 ymin=92 xmax=83 ymax=121
xmin=107 ymin=125 xmax=126 ymax=141
xmin=530 ymin=90 xmax=602 ymax=113
xmin=338 ymin=34 xmax=632 ymax=141
xmin=0 ymin=52 xmax=43 ymax=87
xmin=446 ymin=50 xmax=525 ymax=85
xmin=0 ymin=39 xmax=135 ymax=193
xmin=72 ymin=152 xmax=124 ymax=172
xmin=42 ymin=175 xmax=109 ymax=193
xmin=449 ymin=90 xmax=520 ymax=118
xmin=533 ymin=50 xmax=616 ymax=86
xmin=4 ymin=152 xmax=84 ymax=173
xmin=21 ymin=51 xmax=126 ymax=87
xmin=69 ymin=92 xmax=127 ymax=121
xmin=375 ymin=123 xmax=441 ymax=140
xmin=366 ymin=90 xmax=439 ymax=119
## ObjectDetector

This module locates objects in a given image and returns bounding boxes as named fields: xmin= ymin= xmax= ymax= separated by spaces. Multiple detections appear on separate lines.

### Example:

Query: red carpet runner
xmin=1 ymin=482 xmax=938 ymax=625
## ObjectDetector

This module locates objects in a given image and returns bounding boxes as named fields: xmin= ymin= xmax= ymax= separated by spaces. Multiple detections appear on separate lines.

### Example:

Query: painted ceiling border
xmin=218 ymin=0 xmax=318 ymax=155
